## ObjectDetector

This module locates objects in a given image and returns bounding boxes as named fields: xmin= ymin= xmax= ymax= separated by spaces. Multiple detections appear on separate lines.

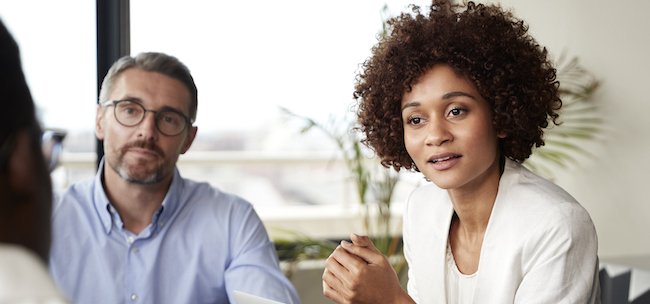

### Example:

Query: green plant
xmin=524 ymin=55 xmax=602 ymax=179
xmin=279 ymin=107 xmax=408 ymax=286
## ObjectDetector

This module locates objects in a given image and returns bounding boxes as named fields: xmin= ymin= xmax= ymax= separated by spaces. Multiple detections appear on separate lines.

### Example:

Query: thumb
xmin=340 ymin=234 xmax=384 ymax=264
xmin=350 ymin=233 xmax=381 ymax=254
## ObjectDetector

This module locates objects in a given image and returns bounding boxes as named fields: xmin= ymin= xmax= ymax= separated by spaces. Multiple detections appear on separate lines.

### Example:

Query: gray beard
xmin=108 ymin=156 xmax=168 ymax=185
xmin=118 ymin=166 xmax=160 ymax=184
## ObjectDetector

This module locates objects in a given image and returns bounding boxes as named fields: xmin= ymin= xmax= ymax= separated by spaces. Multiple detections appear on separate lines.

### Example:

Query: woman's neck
xmin=447 ymin=156 xmax=504 ymax=235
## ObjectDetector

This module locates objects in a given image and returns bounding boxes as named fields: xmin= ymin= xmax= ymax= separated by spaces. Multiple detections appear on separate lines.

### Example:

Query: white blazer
xmin=403 ymin=159 xmax=600 ymax=303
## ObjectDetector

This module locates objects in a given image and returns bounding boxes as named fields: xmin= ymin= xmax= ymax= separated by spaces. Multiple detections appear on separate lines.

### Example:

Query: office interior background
xmin=1 ymin=0 xmax=649 ymax=301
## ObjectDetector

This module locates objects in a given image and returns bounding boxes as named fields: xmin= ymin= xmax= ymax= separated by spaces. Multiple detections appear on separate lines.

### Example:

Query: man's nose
xmin=136 ymin=111 xmax=159 ymax=140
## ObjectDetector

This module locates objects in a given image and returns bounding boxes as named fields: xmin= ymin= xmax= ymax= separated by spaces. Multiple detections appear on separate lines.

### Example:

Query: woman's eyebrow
xmin=401 ymin=101 xmax=420 ymax=111
xmin=401 ymin=91 xmax=476 ymax=111
xmin=442 ymin=91 xmax=476 ymax=100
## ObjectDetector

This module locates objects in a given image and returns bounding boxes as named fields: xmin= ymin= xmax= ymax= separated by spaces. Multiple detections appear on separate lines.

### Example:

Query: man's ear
xmin=95 ymin=104 xmax=106 ymax=140
xmin=180 ymin=126 xmax=197 ymax=154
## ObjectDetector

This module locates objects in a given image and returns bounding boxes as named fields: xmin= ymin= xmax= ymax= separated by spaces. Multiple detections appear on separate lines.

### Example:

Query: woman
xmin=322 ymin=1 xmax=600 ymax=303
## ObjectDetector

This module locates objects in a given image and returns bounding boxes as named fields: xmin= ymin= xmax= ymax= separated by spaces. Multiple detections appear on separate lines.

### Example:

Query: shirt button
xmin=131 ymin=294 xmax=138 ymax=301
xmin=131 ymin=247 xmax=139 ymax=253
xmin=159 ymin=221 xmax=165 ymax=227
xmin=127 ymin=236 xmax=134 ymax=244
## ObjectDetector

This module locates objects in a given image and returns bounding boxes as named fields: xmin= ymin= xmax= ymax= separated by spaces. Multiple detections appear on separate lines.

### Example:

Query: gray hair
xmin=98 ymin=52 xmax=198 ymax=123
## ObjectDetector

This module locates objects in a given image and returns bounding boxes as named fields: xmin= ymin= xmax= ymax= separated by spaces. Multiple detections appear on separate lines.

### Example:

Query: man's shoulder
xmin=177 ymin=177 xmax=255 ymax=213
xmin=53 ymin=178 xmax=97 ymax=209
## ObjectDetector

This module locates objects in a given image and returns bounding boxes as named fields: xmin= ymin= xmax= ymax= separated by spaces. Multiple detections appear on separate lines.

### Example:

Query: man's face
xmin=96 ymin=68 xmax=197 ymax=185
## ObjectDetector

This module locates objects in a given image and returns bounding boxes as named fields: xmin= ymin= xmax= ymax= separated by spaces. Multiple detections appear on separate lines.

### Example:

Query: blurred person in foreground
xmin=48 ymin=52 xmax=300 ymax=304
xmin=0 ymin=19 xmax=69 ymax=303
xmin=322 ymin=1 xmax=600 ymax=303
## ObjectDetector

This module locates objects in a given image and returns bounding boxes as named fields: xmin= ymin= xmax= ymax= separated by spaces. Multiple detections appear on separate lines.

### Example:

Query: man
xmin=49 ymin=52 xmax=301 ymax=304
xmin=0 ymin=19 xmax=69 ymax=303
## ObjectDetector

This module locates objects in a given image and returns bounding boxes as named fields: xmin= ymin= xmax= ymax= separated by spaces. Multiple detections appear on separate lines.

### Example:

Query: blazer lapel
xmin=410 ymin=185 xmax=454 ymax=303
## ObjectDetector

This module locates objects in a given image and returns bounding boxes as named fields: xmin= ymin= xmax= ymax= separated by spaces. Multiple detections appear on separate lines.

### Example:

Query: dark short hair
xmin=0 ymin=19 xmax=53 ymax=261
xmin=354 ymin=0 xmax=561 ymax=171
xmin=99 ymin=52 xmax=198 ymax=123
xmin=0 ymin=20 xmax=37 ymax=136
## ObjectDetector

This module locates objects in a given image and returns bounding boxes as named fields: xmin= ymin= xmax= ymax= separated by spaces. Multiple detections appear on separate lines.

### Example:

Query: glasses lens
xmin=42 ymin=130 xmax=65 ymax=172
xmin=156 ymin=111 xmax=186 ymax=136
xmin=114 ymin=101 xmax=145 ymax=126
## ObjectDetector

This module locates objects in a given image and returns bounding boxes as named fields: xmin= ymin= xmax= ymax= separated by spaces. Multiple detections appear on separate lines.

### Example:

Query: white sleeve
xmin=403 ymin=194 xmax=420 ymax=303
xmin=514 ymin=203 xmax=600 ymax=304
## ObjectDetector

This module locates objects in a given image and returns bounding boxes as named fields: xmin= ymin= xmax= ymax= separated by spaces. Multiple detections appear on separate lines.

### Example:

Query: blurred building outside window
xmin=1 ymin=0 xmax=430 ymax=240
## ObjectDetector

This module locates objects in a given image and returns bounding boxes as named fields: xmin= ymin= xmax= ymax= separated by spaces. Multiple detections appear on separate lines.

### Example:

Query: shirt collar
xmin=93 ymin=157 xmax=184 ymax=235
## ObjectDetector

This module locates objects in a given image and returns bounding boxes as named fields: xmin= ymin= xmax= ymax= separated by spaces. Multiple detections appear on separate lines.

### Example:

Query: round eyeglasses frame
xmin=100 ymin=99 xmax=193 ymax=136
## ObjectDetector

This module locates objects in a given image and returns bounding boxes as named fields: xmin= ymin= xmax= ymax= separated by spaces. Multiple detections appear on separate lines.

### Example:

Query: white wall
xmin=477 ymin=0 xmax=650 ymax=258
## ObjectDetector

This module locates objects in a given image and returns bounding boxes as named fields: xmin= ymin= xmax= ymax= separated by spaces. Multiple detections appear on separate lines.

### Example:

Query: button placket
xmin=125 ymin=233 xmax=145 ymax=304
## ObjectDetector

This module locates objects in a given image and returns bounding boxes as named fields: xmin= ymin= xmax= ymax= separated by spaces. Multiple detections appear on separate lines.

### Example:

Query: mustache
xmin=120 ymin=140 xmax=165 ymax=158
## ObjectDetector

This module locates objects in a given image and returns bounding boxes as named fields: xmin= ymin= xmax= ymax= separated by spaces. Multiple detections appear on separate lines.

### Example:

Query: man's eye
xmin=159 ymin=113 xmax=181 ymax=125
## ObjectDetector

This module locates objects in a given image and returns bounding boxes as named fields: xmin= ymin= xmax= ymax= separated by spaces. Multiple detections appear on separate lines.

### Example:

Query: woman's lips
xmin=428 ymin=154 xmax=461 ymax=170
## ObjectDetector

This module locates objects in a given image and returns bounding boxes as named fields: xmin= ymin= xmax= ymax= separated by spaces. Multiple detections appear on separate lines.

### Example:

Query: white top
xmin=404 ymin=158 xmax=600 ymax=303
xmin=446 ymin=242 xmax=477 ymax=304
xmin=0 ymin=244 xmax=70 ymax=304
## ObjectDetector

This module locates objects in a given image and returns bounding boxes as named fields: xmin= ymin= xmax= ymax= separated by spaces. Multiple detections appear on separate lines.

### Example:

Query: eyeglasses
xmin=101 ymin=100 xmax=192 ymax=136
xmin=42 ymin=129 xmax=66 ymax=173
xmin=0 ymin=129 xmax=65 ymax=174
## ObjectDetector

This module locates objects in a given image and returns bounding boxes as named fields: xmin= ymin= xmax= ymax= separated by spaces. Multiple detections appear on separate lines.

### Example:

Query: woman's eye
xmin=407 ymin=117 xmax=422 ymax=125
xmin=449 ymin=108 xmax=466 ymax=116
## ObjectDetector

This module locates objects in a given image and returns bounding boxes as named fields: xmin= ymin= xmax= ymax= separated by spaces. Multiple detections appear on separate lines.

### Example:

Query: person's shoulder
xmin=179 ymin=177 xmax=254 ymax=212
xmin=500 ymin=160 xmax=595 ymax=233
xmin=0 ymin=244 xmax=70 ymax=303
xmin=504 ymin=160 xmax=576 ymax=204
xmin=52 ymin=178 xmax=96 ymax=211
xmin=502 ymin=160 xmax=588 ymax=216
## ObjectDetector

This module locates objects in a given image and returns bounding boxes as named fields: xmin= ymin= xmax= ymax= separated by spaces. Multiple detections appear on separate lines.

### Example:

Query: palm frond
xmin=524 ymin=56 xmax=603 ymax=179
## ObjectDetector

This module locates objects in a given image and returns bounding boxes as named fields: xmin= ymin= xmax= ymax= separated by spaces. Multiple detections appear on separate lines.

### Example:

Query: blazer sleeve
xmin=514 ymin=202 xmax=600 ymax=304
xmin=403 ymin=194 xmax=420 ymax=303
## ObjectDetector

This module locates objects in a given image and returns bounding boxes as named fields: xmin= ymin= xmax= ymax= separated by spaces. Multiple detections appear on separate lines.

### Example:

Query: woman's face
xmin=401 ymin=64 xmax=504 ymax=193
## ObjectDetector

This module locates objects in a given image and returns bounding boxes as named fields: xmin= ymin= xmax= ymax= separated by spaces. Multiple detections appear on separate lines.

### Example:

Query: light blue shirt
xmin=49 ymin=160 xmax=300 ymax=304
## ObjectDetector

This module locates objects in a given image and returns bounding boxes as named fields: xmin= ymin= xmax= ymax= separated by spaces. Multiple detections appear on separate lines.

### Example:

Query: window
xmin=2 ymin=0 xmax=430 ymax=239
xmin=0 ymin=1 xmax=98 ymax=188
xmin=129 ymin=1 xmax=428 ymax=239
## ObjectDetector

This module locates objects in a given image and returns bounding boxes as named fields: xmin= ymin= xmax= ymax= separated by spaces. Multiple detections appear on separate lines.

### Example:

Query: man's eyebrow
xmin=119 ymin=97 xmax=186 ymax=115
xmin=117 ymin=96 xmax=142 ymax=103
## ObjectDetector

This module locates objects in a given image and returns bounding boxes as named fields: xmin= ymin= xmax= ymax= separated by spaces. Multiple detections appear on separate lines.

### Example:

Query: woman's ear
xmin=497 ymin=130 xmax=507 ymax=139
xmin=7 ymin=129 xmax=35 ymax=192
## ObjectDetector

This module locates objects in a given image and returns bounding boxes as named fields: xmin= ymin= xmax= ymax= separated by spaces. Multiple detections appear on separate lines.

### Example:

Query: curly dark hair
xmin=354 ymin=0 xmax=561 ymax=172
